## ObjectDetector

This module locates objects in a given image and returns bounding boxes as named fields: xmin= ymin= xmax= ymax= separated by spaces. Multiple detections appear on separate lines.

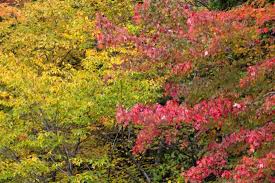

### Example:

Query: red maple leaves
xmin=116 ymin=97 xmax=246 ymax=154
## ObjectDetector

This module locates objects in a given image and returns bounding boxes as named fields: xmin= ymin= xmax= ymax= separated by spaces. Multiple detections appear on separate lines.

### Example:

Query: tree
xmin=98 ymin=0 xmax=274 ymax=182
xmin=0 ymin=0 xmax=161 ymax=182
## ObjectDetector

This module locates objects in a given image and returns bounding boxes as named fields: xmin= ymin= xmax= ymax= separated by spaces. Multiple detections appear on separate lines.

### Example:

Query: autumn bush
xmin=0 ymin=0 xmax=274 ymax=182
xmin=98 ymin=0 xmax=274 ymax=182
xmin=0 ymin=0 xmax=160 ymax=182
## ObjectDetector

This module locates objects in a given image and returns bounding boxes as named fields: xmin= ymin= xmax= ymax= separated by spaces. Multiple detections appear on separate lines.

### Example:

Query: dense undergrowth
xmin=0 ymin=0 xmax=274 ymax=182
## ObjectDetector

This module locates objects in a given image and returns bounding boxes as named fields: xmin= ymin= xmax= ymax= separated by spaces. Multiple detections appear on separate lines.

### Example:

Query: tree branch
xmin=129 ymin=153 xmax=151 ymax=183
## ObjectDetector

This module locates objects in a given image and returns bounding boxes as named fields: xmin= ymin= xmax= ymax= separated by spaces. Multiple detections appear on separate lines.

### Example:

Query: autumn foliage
xmin=0 ymin=0 xmax=274 ymax=182
xmin=98 ymin=0 xmax=274 ymax=182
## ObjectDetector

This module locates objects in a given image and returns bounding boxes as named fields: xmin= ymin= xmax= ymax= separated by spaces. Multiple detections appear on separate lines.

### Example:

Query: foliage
xmin=0 ymin=0 xmax=161 ymax=182
xmin=98 ymin=0 xmax=275 ymax=182
xmin=0 ymin=0 xmax=274 ymax=182
xmin=208 ymin=0 xmax=247 ymax=10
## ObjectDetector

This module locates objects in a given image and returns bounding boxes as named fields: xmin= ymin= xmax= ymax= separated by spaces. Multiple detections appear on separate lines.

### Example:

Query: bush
xmin=98 ymin=0 xmax=274 ymax=182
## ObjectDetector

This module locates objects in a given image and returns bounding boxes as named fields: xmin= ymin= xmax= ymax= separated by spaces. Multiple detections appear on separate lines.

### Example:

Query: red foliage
xmin=98 ymin=0 xmax=275 ymax=182
xmin=184 ymin=122 xmax=274 ymax=182
xmin=116 ymin=97 xmax=246 ymax=154
xmin=230 ymin=152 xmax=275 ymax=183
xmin=172 ymin=62 xmax=192 ymax=76
xmin=240 ymin=58 xmax=275 ymax=88
xmin=208 ymin=122 xmax=274 ymax=153
xmin=182 ymin=151 xmax=228 ymax=182
xmin=97 ymin=2 xmax=274 ymax=61
xmin=164 ymin=83 xmax=183 ymax=100
xmin=262 ymin=95 xmax=275 ymax=114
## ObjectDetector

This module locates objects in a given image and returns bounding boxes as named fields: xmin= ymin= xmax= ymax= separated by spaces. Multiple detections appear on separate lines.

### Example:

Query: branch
xmin=155 ymin=139 xmax=164 ymax=164
xmin=63 ymin=146 xmax=73 ymax=176
xmin=72 ymin=138 xmax=82 ymax=156
xmin=107 ymin=127 xmax=121 ymax=182
xmin=49 ymin=155 xmax=68 ymax=175
xmin=263 ymin=91 xmax=275 ymax=97
xmin=0 ymin=147 xmax=21 ymax=162
xmin=129 ymin=153 xmax=151 ymax=183
xmin=195 ymin=0 xmax=211 ymax=10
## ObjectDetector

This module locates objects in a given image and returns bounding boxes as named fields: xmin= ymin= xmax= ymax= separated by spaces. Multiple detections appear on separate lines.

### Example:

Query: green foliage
xmin=208 ymin=0 xmax=247 ymax=10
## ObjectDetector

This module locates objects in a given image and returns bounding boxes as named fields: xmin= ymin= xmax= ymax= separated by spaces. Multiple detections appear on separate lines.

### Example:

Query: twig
xmin=107 ymin=127 xmax=121 ymax=182
xmin=0 ymin=147 xmax=21 ymax=162
xmin=49 ymin=155 xmax=68 ymax=175
xmin=72 ymin=138 xmax=81 ymax=156
xmin=195 ymin=0 xmax=211 ymax=10
xmin=129 ymin=153 xmax=151 ymax=183
xmin=263 ymin=91 xmax=275 ymax=97
xmin=63 ymin=146 xmax=73 ymax=176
